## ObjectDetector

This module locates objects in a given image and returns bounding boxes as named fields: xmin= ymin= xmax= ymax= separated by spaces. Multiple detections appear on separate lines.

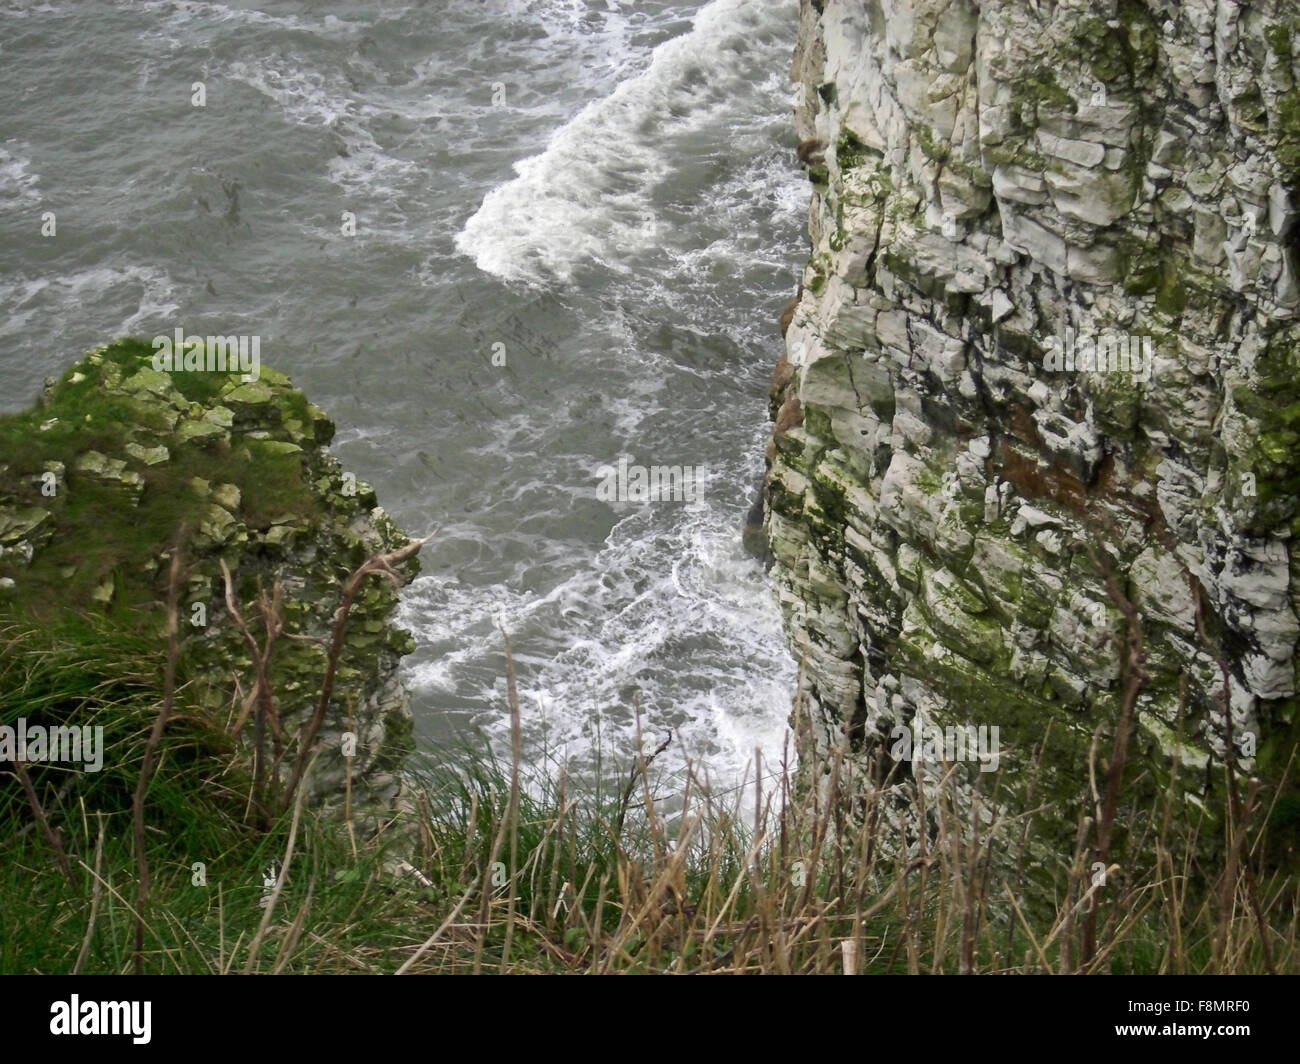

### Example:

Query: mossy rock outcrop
xmin=0 ymin=338 xmax=422 ymax=836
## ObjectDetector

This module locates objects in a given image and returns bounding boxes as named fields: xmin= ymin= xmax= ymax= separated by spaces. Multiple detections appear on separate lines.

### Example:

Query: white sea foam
xmin=404 ymin=1 xmax=803 ymax=790
xmin=0 ymin=0 xmax=802 ymax=798
xmin=127 ymin=0 xmax=367 ymax=39
xmin=0 ymin=143 xmax=41 ymax=207
xmin=222 ymin=58 xmax=419 ymax=201
xmin=401 ymin=481 xmax=795 ymax=794
xmin=456 ymin=0 xmax=798 ymax=285
xmin=0 ymin=264 xmax=179 ymax=340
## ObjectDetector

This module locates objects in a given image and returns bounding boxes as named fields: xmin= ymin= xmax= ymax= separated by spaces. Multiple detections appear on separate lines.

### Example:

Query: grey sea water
xmin=0 ymin=0 xmax=806 ymax=793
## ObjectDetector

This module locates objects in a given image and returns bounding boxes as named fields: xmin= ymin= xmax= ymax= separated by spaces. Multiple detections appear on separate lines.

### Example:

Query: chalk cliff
xmin=766 ymin=0 xmax=1300 ymax=841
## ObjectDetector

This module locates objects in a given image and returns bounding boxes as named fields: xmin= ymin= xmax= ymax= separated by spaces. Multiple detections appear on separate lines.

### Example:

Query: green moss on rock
xmin=0 ymin=338 xmax=422 ymax=826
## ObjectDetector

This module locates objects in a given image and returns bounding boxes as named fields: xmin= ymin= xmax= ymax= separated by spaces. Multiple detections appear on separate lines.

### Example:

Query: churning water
xmin=0 ymin=0 xmax=806 ymax=794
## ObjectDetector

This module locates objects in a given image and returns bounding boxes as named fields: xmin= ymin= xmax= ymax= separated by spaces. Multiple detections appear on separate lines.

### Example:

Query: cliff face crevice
xmin=767 ymin=0 xmax=1300 ymax=833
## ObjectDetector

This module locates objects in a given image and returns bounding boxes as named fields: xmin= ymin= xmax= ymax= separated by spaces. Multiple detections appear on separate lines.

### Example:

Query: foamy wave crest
xmin=0 ymin=264 xmax=179 ymax=341
xmin=456 ymin=0 xmax=796 ymax=285
xmin=0 ymin=143 xmax=41 ymax=207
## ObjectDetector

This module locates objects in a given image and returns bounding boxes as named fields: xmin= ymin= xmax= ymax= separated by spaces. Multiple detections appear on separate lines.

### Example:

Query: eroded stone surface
xmin=767 ymin=0 xmax=1300 ymax=836
xmin=0 ymin=341 xmax=422 ymax=840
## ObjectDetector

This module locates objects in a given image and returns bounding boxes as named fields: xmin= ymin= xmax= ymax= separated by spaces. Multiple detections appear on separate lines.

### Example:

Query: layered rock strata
xmin=766 ymin=0 xmax=1300 ymax=839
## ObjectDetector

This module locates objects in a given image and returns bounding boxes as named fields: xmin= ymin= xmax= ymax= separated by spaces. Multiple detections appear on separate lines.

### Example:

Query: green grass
xmin=3 ymin=341 xmax=1296 ymax=975
xmin=2 ymin=613 xmax=1296 ymax=974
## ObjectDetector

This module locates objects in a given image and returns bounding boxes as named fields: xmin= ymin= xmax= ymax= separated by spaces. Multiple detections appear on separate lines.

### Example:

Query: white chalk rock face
xmin=765 ymin=0 xmax=1300 ymax=828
